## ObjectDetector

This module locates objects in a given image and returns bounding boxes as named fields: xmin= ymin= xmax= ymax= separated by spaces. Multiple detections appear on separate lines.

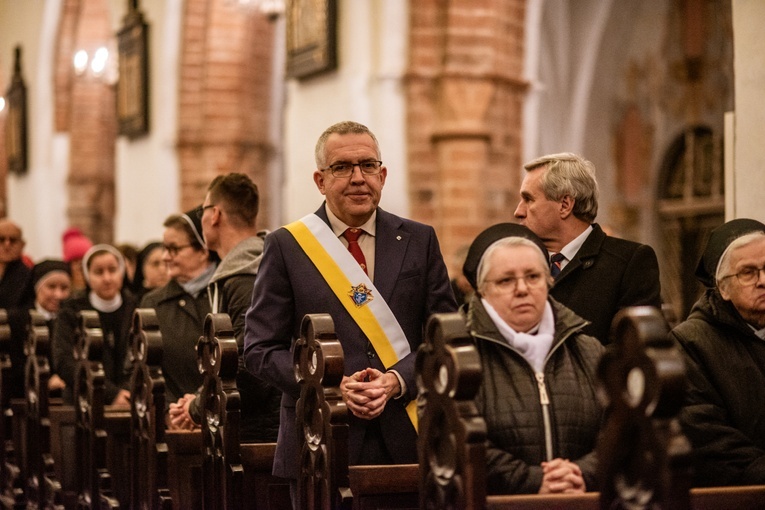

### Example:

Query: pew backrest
xmin=73 ymin=310 xmax=119 ymax=509
xmin=294 ymin=313 xmax=350 ymax=510
xmin=128 ymin=308 xmax=172 ymax=510
xmin=24 ymin=309 xmax=63 ymax=508
xmin=416 ymin=312 xmax=486 ymax=510
xmin=197 ymin=312 xmax=243 ymax=510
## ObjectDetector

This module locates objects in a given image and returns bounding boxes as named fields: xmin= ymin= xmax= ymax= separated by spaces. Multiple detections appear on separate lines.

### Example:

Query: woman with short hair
xmin=462 ymin=223 xmax=605 ymax=494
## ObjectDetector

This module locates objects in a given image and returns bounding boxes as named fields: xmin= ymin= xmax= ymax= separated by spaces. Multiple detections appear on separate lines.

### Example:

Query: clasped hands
xmin=341 ymin=367 xmax=400 ymax=420
xmin=167 ymin=393 xmax=199 ymax=430
xmin=539 ymin=458 xmax=586 ymax=494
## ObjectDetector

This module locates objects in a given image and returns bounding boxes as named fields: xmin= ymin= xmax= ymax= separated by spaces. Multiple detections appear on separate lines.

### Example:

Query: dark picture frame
xmin=286 ymin=0 xmax=337 ymax=79
xmin=116 ymin=2 xmax=149 ymax=139
xmin=5 ymin=46 xmax=28 ymax=175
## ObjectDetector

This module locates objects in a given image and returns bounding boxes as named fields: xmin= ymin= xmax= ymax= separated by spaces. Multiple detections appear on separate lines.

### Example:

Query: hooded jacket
xmin=467 ymin=295 xmax=605 ymax=494
xmin=195 ymin=232 xmax=281 ymax=442
xmin=670 ymin=289 xmax=765 ymax=486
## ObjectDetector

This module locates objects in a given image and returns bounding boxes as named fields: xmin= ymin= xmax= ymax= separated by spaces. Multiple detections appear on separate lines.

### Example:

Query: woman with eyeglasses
xmin=670 ymin=218 xmax=765 ymax=487
xmin=141 ymin=206 xmax=217 ymax=414
xmin=52 ymin=244 xmax=137 ymax=406
xmin=462 ymin=223 xmax=604 ymax=495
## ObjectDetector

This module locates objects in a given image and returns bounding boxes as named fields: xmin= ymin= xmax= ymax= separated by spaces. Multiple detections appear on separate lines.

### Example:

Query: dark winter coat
xmin=140 ymin=279 xmax=211 ymax=404
xmin=467 ymin=295 xmax=605 ymax=494
xmin=670 ymin=289 xmax=765 ymax=486
xmin=550 ymin=224 xmax=661 ymax=344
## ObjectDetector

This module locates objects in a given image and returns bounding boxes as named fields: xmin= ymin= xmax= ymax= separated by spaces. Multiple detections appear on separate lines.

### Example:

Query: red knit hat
xmin=62 ymin=227 xmax=93 ymax=263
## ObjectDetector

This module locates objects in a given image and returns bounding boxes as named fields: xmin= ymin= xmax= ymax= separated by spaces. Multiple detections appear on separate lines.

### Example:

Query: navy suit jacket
xmin=244 ymin=205 xmax=457 ymax=478
xmin=550 ymin=224 xmax=661 ymax=344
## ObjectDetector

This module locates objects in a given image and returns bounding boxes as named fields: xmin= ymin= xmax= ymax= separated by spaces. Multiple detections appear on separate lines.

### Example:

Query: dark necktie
xmin=343 ymin=228 xmax=368 ymax=275
xmin=550 ymin=252 xmax=565 ymax=279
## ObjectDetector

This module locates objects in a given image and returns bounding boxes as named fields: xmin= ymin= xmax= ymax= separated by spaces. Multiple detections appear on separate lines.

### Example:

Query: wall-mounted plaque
xmin=5 ymin=46 xmax=28 ymax=175
xmin=286 ymin=0 xmax=337 ymax=79
xmin=116 ymin=0 xmax=149 ymax=139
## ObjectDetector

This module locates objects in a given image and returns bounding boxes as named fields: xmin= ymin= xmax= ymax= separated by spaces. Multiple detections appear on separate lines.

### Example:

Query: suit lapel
xmin=373 ymin=209 xmax=407 ymax=302
xmin=556 ymin=224 xmax=605 ymax=281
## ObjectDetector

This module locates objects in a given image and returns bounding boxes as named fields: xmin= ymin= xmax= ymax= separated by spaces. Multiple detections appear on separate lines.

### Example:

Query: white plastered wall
xmin=281 ymin=0 xmax=409 ymax=224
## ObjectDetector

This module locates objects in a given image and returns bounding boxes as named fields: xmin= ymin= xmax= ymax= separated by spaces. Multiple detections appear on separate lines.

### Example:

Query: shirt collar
xmin=558 ymin=224 xmax=593 ymax=261
xmin=325 ymin=204 xmax=377 ymax=238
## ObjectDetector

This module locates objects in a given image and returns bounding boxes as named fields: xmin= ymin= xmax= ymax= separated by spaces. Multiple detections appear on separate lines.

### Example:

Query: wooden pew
xmin=418 ymin=308 xmax=765 ymax=510
xmin=294 ymin=313 xmax=419 ymax=510
xmin=294 ymin=313 xmax=349 ymax=509
xmin=197 ymin=313 xmax=289 ymax=510
xmin=415 ymin=312 xmax=486 ymax=510
xmin=72 ymin=310 xmax=120 ymax=509
xmin=0 ymin=308 xmax=24 ymax=508
xmin=127 ymin=309 xmax=172 ymax=510
xmin=165 ymin=429 xmax=202 ymax=510
xmin=22 ymin=310 xmax=64 ymax=508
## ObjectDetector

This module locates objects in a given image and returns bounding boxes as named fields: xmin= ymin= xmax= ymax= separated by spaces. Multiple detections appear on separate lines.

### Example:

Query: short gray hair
xmin=715 ymin=231 xmax=765 ymax=291
xmin=476 ymin=237 xmax=551 ymax=294
xmin=524 ymin=152 xmax=599 ymax=223
xmin=314 ymin=121 xmax=381 ymax=169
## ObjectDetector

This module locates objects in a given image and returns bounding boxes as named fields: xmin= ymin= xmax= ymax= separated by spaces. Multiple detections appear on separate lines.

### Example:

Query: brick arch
xmin=177 ymin=0 xmax=275 ymax=227
xmin=54 ymin=0 xmax=117 ymax=243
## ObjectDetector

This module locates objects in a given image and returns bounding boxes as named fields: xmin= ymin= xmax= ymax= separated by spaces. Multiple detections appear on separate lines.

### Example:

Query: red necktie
xmin=343 ymin=228 xmax=368 ymax=274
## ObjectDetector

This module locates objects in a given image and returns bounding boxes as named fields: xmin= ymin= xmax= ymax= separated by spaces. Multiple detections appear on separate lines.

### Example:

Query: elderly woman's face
xmin=480 ymin=245 xmax=549 ymax=332
xmin=719 ymin=237 xmax=765 ymax=328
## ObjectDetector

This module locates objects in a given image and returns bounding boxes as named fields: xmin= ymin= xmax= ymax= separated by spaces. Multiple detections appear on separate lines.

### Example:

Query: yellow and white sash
xmin=284 ymin=213 xmax=418 ymax=430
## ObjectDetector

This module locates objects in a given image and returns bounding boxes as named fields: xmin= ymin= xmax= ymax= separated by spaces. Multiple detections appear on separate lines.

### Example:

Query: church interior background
xmin=1 ymin=0 xmax=763 ymax=321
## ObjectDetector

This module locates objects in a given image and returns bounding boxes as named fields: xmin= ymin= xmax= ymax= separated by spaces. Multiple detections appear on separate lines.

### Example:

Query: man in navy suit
xmin=243 ymin=121 xmax=457 ymax=486
xmin=514 ymin=152 xmax=661 ymax=344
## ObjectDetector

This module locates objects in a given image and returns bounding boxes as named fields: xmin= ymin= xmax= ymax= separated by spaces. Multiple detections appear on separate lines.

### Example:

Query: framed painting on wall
xmin=286 ymin=0 xmax=337 ymax=79
xmin=116 ymin=4 xmax=149 ymax=139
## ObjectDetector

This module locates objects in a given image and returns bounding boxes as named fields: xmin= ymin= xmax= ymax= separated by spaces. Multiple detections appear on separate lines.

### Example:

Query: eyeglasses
xmin=197 ymin=204 xmax=216 ymax=219
xmin=0 ymin=236 xmax=21 ymax=245
xmin=162 ymin=244 xmax=192 ymax=257
xmin=486 ymin=272 xmax=546 ymax=294
xmin=721 ymin=266 xmax=765 ymax=287
xmin=323 ymin=160 xmax=383 ymax=178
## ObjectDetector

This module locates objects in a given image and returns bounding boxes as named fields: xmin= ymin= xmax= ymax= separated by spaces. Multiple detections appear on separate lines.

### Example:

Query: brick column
xmin=177 ymin=0 xmax=275 ymax=226
xmin=407 ymin=0 xmax=528 ymax=277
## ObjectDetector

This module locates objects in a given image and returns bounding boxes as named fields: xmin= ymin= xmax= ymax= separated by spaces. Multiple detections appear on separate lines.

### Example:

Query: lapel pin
xmin=396 ymin=236 xmax=401 ymax=240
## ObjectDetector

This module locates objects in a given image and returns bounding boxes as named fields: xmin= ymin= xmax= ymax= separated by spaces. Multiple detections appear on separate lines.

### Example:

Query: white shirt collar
xmin=325 ymin=204 xmax=377 ymax=238
xmin=557 ymin=225 xmax=593 ymax=264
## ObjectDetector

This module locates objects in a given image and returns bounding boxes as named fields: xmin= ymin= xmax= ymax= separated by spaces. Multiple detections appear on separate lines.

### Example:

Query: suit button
xmin=179 ymin=299 xmax=186 ymax=307
xmin=367 ymin=350 xmax=376 ymax=359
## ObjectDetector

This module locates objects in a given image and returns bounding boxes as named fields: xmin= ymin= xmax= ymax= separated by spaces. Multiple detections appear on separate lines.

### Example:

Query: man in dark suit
xmin=243 ymin=121 xmax=457 ymax=487
xmin=514 ymin=152 xmax=661 ymax=344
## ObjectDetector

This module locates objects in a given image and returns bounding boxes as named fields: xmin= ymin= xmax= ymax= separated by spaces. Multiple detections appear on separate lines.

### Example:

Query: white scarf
xmin=482 ymin=298 xmax=556 ymax=373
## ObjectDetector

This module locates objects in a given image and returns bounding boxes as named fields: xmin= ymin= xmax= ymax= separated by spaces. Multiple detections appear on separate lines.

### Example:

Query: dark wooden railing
xmin=128 ymin=308 xmax=172 ymax=510
xmin=72 ymin=310 xmax=120 ymax=509
xmin=294 ymin=313 xmax=349 ymax=509
xmin=0 ymin=308 xmax=24 ymax=508
xmin=197 ymin=312 xmax=289 ymax=510
xmin=23 ymin=310 xmax=63 ymax=509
